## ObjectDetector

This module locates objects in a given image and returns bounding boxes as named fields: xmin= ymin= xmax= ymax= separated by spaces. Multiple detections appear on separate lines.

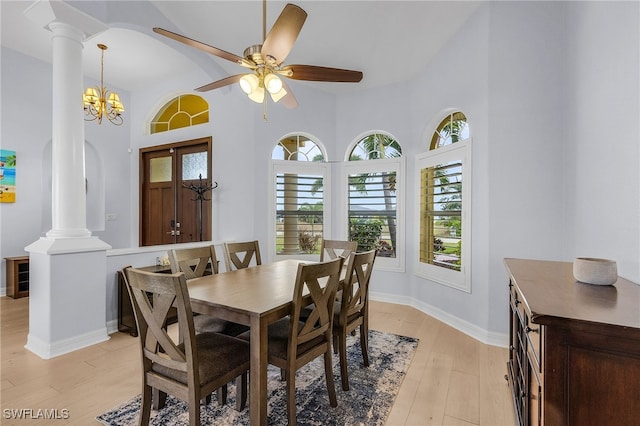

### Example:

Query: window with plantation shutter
xmin=270 ymin=135 xmax=330 ymax=260
xmin=344 ymin=133 xmax=405 ymax=271
xmin=420 ymin=160 xmax=462 ymax=270
xmin=416 ymin=112 xmax=471 ymax=292
xmin=275 ymin=173 xmax=324 ymax=255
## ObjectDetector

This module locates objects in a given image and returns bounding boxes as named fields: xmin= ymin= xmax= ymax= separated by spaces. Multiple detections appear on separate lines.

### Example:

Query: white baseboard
xmin=370 ymin=291 xmax=508 ymax=348
xmin=106 ymin=319 xmax=119 ymax=335
xmin=25 ymin=328 xmax=110 ymax=359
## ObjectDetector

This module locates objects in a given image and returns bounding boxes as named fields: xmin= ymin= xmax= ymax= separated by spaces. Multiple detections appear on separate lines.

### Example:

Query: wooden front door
xmin=140 ymin=137 xmax=212 ymax=246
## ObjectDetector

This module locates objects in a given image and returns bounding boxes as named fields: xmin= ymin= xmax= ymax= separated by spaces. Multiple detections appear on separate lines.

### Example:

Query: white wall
xmin=563 ymin=1 xmax=640 ymax=282
xmin=486 ymin=2 xmax=568 ymax=334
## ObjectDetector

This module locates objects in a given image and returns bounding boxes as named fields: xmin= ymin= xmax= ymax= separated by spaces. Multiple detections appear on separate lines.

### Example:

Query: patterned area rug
xmin=97 ymin=330 xmax=418 ymax=426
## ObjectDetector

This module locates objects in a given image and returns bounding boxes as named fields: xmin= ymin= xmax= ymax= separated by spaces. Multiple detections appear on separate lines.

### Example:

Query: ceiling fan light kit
xmin=153 ymin=0 xmax=363 ymax=117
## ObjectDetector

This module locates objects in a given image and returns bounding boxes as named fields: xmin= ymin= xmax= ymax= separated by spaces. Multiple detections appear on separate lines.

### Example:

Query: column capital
xmin=24 ymin=0 xmax=108 ymax=39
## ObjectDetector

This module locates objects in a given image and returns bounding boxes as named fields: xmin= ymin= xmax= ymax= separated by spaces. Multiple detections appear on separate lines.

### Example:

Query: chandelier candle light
xmin=83 ymin=44 xmax=125 ymax=125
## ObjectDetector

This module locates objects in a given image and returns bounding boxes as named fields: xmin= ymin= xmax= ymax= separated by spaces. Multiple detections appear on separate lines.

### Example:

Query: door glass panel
xmin=182 ymin=152 xmax=207 ymax=180
xmin=149 ymin=157 xmax=172 ymax=182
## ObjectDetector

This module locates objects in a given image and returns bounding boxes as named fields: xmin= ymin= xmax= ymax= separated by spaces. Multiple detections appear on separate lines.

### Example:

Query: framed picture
xmin=0 ymin=149 xmax=16 ymax=203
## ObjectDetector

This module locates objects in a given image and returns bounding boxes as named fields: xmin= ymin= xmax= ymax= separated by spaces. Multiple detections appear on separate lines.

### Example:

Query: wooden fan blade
xmin=282 ymin=64 xmax=363 ymax=82
xmin=279 ymin=80 xmax=298 ymax=109
xmin=153 ymin=27 xmax=245 ymax=65
xmin=261 ymin=4 xmax=307 ymax=66
xmin=195 ymin=74 xmax=243 ymax=92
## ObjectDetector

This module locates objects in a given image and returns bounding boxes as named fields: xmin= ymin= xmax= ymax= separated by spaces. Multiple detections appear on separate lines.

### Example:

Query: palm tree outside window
xmin=347 ymin=133 xmax=402 ymax=259
xmin=416 ymin=111 xmax=472 ymax=292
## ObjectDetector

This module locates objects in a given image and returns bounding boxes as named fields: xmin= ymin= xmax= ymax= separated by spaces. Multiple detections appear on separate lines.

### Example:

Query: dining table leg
xmin=249 ymin=315 xmax=268 ymax=426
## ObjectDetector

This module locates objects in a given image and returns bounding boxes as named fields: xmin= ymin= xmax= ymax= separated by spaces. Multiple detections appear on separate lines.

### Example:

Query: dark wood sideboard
xmin=504 ymin=258 xmax=640 ymax=426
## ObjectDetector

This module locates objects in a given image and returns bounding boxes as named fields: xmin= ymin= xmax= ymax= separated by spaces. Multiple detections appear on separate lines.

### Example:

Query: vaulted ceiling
xmin=1 ymin=1 xmax=482 ymax=94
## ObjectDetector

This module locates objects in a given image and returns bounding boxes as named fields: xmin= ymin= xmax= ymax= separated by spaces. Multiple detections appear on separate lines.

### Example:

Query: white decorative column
xmin=23 ymin=0 xmax=112 ymax=359
xmin=46 ymin=21 xmax=91 ymax=239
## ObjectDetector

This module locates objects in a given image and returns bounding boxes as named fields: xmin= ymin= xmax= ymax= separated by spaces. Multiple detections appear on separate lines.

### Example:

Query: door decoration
xmin=0 ymin=149 xmax=16 ymax=203
xmin=183 ymin=174 xmax=217 ymax=241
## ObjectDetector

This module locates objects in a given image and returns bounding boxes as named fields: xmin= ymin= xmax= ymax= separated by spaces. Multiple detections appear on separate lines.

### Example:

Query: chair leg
xmin=332 ymin=333 xmax=338 ymax=354
xmin=235 ymin=373 xmax=248 ymax=411
xmin=280 ymin=368 xmax=286 ymax=381
xmin=217 ymin=384 xmax=228 ymax=405
xmin=286 ymin=368 xmax=297 ymax=426
xmin=360 ymin=323 xmax=370 ymax=367
xmin=203 ymin=394 xmax=212 ymax=405
xmin=152 ymin=388 xmax=167 ymax=410
xmin=323 ymin=350 xmax=338 ymax=407
xmin=188 ymin=390 xmax=201 ymax=426
xmin=139 ymin=384 xmax=153 ymax=426
xmin=339 ymin=330 xmax=350 ymax=391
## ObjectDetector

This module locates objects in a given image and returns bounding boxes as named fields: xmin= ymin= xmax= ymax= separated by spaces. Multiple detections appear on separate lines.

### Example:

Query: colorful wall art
xmin=0 ymin=149 xmax=16 ymax=203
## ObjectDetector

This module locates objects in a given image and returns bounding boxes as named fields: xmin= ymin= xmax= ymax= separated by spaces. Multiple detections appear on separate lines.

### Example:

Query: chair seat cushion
xmin=152 ymin=332 xmax=249 ymax=386
xmin=238 ymin=318 xmax=325 ymax=360
xmin=194 ymin=315 xmax=249 ymax=336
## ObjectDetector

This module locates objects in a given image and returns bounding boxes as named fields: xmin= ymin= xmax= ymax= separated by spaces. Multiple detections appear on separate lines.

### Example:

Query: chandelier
xmin=83 ymin=44 xmax=124 ymax=125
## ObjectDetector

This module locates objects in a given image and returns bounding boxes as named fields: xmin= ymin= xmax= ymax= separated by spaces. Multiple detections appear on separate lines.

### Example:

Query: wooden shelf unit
xmin=5 ymin=256 xmax=29 ymax=298
xmin=504 ymin=258 xmax=640 ymax=426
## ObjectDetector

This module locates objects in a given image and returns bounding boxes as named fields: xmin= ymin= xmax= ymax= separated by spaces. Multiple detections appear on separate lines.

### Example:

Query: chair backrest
xmin=320 ymin=239 xmax=358 ymax=262
xmin=339 ymin=249 xmax=377 ymax=321
xmin=168 ymin=245 xmax=219 ymax=278
xmin=223 ymin=240 xmax=262 ymax=271
xmin=289 ymin=257 xmax=344 ymax=356
xmin=122 ymin=266 xmax=198 ymax=377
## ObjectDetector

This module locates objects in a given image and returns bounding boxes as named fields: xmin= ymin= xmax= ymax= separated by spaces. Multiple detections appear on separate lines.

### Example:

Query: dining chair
xmin=238 ymin=257 xmax=344 ymax=425
xmin=122 ymin=266 xmax=250 ymax=426
xmin=168 ymin=245 xmax=220 ymax=277
xmin=223 ymin=240 xmax=262 ymax=271
xmin=168 ymin=245 xmax=248 ymax=336
xmin=168 ymin=245 xmax=250 ymax=406
xmin=332 ymin=249 xmax=377 ymax=391
xmin=319 ymin=239 xmax=358 ymax=261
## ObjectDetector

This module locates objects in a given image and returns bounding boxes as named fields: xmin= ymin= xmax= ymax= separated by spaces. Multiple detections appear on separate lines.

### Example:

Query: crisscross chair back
xmin=124 ymin=266 xmax=198 ymax=384
xmin=223 ymin=240 xmax=262 ymax=271
xmin=168 ymin=245 xmax=249 ymax=337
xmin=320 ymin=239 xmax=357 ymax=262
xmin=333 ymin=249 xmax=377 ymax=390
xmin=290 ymin=257 xmax=344 ymax=356
xmin=340 ymin=249 xmax=376 ymax=321
xmin=168 ymin=245 xmax=219 ymax=278
xmin=122 ymin=266 xmax=250 ymax=426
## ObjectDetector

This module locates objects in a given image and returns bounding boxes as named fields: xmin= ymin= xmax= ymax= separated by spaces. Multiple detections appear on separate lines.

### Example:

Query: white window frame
xmin=268 ymin=160 xmax=332 ymax=261
xmin=338 ymin=156 xmax=406 ymax=272
xmin=415 ymin=139 xmax=472 ymax=292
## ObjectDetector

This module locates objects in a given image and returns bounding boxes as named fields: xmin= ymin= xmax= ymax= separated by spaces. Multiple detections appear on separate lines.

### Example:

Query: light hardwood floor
xmin=0 ymin=297 xmax=514 ymax=425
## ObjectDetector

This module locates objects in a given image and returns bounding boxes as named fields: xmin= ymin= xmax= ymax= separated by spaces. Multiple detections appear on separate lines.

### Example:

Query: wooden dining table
xmin=185 ymin=259 xmax=316 ymax=426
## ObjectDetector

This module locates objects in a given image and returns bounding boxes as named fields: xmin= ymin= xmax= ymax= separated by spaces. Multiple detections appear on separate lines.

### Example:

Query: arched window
xmin=270 ymin=135 xmax=329 ymax=259
xmin=349 ymin=133 xmax=402 ymax=160
xmin=150 ymin=94 xmax=209 ymax=134
xmin=344 ymin=132 xmax=404 ymax=269
xmin=430 ymin=111 xmax=469 ymax=149
xmin=416 ymin=111 xmax=471 ymax=292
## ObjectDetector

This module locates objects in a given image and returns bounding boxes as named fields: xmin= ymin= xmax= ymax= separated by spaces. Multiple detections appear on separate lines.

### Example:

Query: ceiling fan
xmin=153 ymin=1 xmax=363 ymax=111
